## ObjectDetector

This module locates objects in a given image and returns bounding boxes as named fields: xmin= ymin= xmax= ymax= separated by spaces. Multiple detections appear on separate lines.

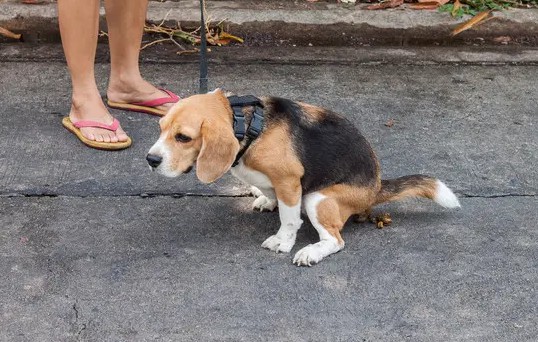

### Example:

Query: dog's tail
xmin=375 ymin=175 xmax=460 ymax=208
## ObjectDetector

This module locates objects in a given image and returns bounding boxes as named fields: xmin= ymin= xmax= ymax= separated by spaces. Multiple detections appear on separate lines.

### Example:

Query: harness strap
xmin=227 ymin=95 xmax=265 ymax=167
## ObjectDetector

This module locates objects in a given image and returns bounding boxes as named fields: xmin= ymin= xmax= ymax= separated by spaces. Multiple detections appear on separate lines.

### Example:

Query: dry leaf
xmin=452 ymin=10 xmax=491 ymax=36
xmin=366 ymin=0 xmax=404 ymax=10
xmin=410 ymin=2 xmax=441 ymax=9
xmin=219 ymin=32 xmax=244 ymax=44
xmin=385 ymin=119 xmax=395 ymax=127
xmin=412 ymin=0 xmax=449 ymax=8
xmin=452 ymin=0 xmax=461 ymax=17
xmin=0 ymin=27 xmax=22 ymax=40
xmin=213 ymin=38 xmax=231 ymax=46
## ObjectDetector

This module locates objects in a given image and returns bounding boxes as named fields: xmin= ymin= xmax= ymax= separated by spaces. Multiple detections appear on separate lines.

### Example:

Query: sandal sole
xmin=62 ymin=117 xmax=132 ymax=151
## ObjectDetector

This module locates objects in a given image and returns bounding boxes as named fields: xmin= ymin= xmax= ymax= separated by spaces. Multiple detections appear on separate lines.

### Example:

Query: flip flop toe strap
xmin=73 ymin=118 xmax=120 ymax=132
xmin=131 ymin=89 xmax=180 ymax=107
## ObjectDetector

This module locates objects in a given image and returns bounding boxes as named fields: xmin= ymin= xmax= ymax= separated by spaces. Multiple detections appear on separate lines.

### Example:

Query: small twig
xmin=0 ymin=27 xmax=21 ymax=40
xmin=158 ymin=9 xmax=172 ymax=27
xmin=141 ymin=38 xmax=169 ymax=50
xmin=169 ymin=37 xmax=186 ymax=50
xmin=191 ymin=26 xmax=201 ymax=35
xmin=177 ymin=48 xmax=200 ymax=56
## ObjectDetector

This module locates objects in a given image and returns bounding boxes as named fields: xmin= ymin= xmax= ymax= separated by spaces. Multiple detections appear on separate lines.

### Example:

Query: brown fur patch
xmin=312 ymin=184 xmax=379 ymax=244
xmin=320 ymin=184 xmax=379 ymax=223
xmin=243 ymin=122 xmax=305 ymax=206
xmin=316 ymin=198 xmax=345 ymax=245
xmin=298 ymin=102 xmax=328 ymax=122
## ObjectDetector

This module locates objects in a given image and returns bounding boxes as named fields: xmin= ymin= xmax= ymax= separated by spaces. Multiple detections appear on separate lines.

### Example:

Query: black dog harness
xmin=227 ymin=95 xmax=265 ymax=167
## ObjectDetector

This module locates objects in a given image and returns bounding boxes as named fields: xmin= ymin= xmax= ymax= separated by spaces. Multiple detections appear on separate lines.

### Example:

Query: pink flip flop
xmin=107 ymin=89 xmax=180 ymax=117
xmin=62 ymin=117 xmax=132 ymax=150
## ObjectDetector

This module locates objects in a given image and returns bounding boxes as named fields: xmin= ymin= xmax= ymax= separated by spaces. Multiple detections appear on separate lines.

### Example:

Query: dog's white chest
xmin=231 ymin=161 xmax=273 ymax=189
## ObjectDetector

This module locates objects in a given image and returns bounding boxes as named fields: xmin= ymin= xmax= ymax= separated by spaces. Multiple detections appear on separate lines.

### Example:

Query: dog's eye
xmin=175 ymin=133 xmax=192 ymax=143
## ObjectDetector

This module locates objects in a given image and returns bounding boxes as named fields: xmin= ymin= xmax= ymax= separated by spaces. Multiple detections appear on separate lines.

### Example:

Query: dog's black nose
xmin=146 ymin=154 xmax=163 ymax=168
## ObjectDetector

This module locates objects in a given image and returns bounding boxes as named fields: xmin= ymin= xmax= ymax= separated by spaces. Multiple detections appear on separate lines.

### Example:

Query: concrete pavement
xmin=0 ymin=45 xmax=537 ymax=341
xmin=1 ymin=196 xmax=537 ymax=341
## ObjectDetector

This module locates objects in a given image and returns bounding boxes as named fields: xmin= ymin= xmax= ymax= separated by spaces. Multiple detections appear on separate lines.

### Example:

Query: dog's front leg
xmin=261 ymin=178 xmax=302 ymax=253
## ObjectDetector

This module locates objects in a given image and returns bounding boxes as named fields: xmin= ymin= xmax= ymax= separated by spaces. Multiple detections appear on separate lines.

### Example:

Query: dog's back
xmin=261 ymin=97 xmax=379 ymax=194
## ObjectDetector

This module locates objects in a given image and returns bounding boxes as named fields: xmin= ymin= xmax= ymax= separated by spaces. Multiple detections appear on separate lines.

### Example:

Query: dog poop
xmin=372 ymin=213 xmax=392 ymax=229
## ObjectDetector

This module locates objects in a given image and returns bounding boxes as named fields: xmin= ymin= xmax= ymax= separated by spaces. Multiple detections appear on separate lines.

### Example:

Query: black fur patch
xmin=264 ymin=97 xmax=378 ymax=193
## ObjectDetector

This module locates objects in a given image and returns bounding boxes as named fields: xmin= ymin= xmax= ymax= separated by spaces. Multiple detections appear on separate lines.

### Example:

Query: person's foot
xmin=107 ymin=77 xmax=177 ymax=113
xmin=69 ymin=92 xmax=129 ymax=143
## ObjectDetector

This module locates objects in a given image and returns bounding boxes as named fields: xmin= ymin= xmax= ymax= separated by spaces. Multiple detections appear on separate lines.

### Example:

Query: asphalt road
xmin=0 ymin=45 xmax=536 ymax=341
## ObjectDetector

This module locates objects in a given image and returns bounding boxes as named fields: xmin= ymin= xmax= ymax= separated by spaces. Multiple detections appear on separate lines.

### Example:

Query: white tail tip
xmin=434 ymin=180 xmax=461 ymax=208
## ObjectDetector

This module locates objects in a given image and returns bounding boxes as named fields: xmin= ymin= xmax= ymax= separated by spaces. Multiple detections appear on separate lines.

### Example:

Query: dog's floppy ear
xmin=196 ymin=117 xmax=240 ymax=183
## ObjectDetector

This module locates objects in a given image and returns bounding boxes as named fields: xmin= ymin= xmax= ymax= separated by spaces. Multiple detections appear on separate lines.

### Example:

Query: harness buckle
xmin=246 ymin=108 xmax=264 ymax=138
xmin=232 ymin=106 xmax=246 ymax=140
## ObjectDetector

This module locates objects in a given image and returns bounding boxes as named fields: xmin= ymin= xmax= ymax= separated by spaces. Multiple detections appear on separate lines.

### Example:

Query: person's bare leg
xmin=105 ymin=0 xmax=176 ymax=112
xmin=58 ymin=0 xmax=128 ymax=143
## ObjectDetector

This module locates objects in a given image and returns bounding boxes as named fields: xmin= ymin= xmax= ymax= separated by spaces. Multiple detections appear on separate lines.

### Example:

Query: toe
xmin=117 ymin=132 xmax=129 ymax=142
xmin=116 ymin=127 xmax=129 ymax=142
xmin=95 ymin=134 xmax=104 ymax=142
xmin=293 ymin=245 xmax=316 ymax=266
xmin=103 ymin=133 xmax=111 ymax=143
xmin=250 ymin=186 xmax=264 ymax=198
xmin=83 ymin=131 xmax=95 ymax=141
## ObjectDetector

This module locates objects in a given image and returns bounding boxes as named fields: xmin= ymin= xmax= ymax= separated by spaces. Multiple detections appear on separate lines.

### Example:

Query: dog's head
xmin=146 ymin=89 xmax=240 ymax=183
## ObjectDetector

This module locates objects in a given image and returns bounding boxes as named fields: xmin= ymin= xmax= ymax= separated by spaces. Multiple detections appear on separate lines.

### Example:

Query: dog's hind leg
xmin=293 ymin=191 xmax=346 ymax=266
xmin=293 ymin=185 xmax=376 ymax=266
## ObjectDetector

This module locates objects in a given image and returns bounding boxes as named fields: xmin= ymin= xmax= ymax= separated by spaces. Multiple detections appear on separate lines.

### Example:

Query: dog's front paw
xmin=293 ymin=241 xmax=344 ymax=267
xmin=261 ymin=234 xmax=295 ymax=253
xmin=252 ymin=195 xmax=278 ymax=212
xmin=293 ymin=244 xmax=321 ymax=267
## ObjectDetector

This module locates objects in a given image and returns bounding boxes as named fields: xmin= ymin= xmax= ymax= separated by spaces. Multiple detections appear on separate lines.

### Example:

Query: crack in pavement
xmin=71 ymin=300 xmax=87 ymax=339
xmin=460 ymin=193 xmax=537 ymax=199
xmin=72 ymin=301 xmax=79 ymax=322
xmin=0 ymin=192 xmax=251 ymax=199
xmin=0 ymin=192 xmax=536 ymax=199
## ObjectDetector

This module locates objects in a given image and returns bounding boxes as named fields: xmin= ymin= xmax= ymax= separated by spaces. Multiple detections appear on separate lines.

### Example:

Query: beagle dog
xmin=147 ymin=89 xmax=460 ymax=266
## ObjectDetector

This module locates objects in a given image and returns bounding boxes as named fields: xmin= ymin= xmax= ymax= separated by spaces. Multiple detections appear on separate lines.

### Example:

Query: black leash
xmin=199 ymin=0 xmax=208 ymax=94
